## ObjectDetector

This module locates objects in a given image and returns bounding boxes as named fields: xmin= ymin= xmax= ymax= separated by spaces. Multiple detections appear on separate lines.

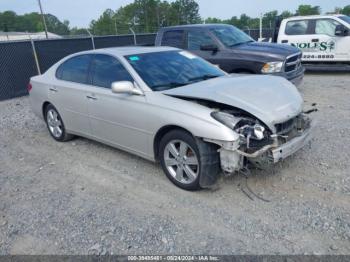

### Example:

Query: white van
xmin=277 ymin=15 xmax=350 ymax=65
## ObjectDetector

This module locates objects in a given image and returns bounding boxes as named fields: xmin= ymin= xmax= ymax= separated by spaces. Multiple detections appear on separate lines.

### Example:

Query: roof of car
xmin=160 ymin=24 xmax=232 ymax=30
xmin=283 ymin=14 xmax=346 ymax=21
xmin=77 ymin=46 xmax=179 ymax=56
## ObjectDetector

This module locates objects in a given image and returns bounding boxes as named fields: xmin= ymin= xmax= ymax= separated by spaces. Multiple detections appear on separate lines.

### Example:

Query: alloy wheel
xmin=163 ymin=140 xmax=199 ymax=184
xmin=46 ymin=108 xmax=63 ymax=138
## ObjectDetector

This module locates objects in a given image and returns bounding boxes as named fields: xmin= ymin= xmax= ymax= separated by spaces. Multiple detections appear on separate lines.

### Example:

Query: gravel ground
xmin=0 ymin=73 xmax=349 ymax=255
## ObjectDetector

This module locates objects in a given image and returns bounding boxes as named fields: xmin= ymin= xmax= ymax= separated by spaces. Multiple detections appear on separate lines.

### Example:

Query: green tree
xmin=280 ymin=11 xmax=294 ymax=19
xmin=0 ymin=11 xmax=70 ymax=35
xmin=170 ymin=0 xmax=201 ymax=25
xmin=0 ymin=11 xmax=17 ymax=31
xmin=341 ymin=5 xmax=350 ymax=15
xmin=263 ymin=10 xmax=278 ymax=28
xmin=204 ymin=17 xmax=223 ymax=24
xmin=90 ymin=9 xmax=116 ymax=35
xmin=70 ymin=27 xmax=88 ymax=36
xmin=296 ymin=5 xmax=321 ymax=16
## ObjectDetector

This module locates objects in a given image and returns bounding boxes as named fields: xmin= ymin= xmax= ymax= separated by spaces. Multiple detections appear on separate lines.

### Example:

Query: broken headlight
xmin=211 ymin=111 xmax=241 ymax=129
xmin=234 ymin=119 xmax=269 ymax=149
xmin=212 ymin=111 xmax=271 ymax=149
xmin=211 ymin=111 xmax=266 ymax=140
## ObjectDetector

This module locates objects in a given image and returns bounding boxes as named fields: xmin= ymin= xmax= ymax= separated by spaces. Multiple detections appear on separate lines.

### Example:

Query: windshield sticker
xmin=129 ymin=56 xmax=140 ymax=61
xmin=179 ymin=51 xmax=197 ymax=59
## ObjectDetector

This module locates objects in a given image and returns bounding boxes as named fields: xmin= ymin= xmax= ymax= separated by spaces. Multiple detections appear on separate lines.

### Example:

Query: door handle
xmin=281 ymin=40 xmax=288 ymax=43
xmin=86 ymin=95 xmax=97 ymax=100
xmin=311 ymin=39 xmax=319 ymax=43
xmin=49 ymin=87 xmax=58 ymax=92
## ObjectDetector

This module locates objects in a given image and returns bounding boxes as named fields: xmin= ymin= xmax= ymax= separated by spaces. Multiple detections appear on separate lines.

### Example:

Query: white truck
xmin=276 ymin=15 xmax=350 ymax=71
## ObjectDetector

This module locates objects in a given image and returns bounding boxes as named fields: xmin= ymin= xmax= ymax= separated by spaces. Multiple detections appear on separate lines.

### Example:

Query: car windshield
xmin=125 ymin=51 xmax=225 ymax=91
xmin=339 ymin=16 xmax=350 ymax=25
xmin=211 ymin=26 xmax=254 ymax=47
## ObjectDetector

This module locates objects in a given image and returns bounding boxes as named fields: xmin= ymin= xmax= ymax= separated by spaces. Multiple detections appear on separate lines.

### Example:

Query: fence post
xmin=129 ymin=28 xmax=137 ymax=45
xmin=29 ymin=35 xmax=41 ymax=75
xmin=86 ymin=29 xmax=95 ymax=50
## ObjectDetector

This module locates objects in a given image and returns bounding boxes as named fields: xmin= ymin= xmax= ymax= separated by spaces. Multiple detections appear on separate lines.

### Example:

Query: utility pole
xmin=37 ymin=0 xmax=48 ymax=39
xmin=259 ymin=13 xmax=263 ymax=40
xmin=114 ymin=18 xmax=118 ymax=35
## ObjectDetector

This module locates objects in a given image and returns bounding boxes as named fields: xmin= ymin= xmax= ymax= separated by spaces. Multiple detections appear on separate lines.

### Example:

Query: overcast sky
xmin=0 ymin=0 xmax=349 ymax=28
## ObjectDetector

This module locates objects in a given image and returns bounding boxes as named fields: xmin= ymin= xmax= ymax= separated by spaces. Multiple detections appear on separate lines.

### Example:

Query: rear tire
xmin=159 ymin=129 xmax=220 ymax=190
xmin=44 ymin=104 xmax=74 ymax=142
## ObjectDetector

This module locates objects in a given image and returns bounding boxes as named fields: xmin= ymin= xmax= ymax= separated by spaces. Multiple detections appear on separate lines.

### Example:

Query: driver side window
xmin=188 ymin=31 xmax=216 ymax=50
xmin=91 ymin=54 xmax=133 ymax=89
xmin=315 ymin=19 xmax=342 ymax=36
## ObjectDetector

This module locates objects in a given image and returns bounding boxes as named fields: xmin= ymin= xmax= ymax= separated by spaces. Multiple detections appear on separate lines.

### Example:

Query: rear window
xmin=56 ymin=55 xmax=91 ymax=84
xmin=285 ymin=20 xmax=309 ymax=35
xmin=161 ymin=30 xmax=185 ymax=48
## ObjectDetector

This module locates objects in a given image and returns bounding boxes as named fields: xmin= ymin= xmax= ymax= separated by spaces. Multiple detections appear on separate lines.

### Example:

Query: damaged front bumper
xmin=205 ymin=115 xmax=313 ymax=174
xmin=270 ymin=124 xmax=312 ymax=163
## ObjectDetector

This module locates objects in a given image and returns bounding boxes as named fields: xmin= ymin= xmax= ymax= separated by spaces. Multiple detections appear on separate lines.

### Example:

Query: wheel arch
xmin=42 ymin=101 xmax=51 ymax=118
xmin=153 ymin=125 xmax=195 ymax=161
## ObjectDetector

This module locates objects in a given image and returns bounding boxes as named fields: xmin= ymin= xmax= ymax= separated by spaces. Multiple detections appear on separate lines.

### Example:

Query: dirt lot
xmin=0 ymin=73 xmax=349 ymax=255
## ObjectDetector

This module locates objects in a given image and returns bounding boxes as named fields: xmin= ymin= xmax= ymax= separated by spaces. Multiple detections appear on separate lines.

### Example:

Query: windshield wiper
xmin=188 ymin=74 xmax=221 ymax=82
xmin=151 ymin=82 xmax=189 ymax=91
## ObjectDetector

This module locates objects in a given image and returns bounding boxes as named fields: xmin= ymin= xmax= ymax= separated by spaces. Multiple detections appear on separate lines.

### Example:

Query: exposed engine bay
xmin=180 ymin=97 xmax=312 ymax=174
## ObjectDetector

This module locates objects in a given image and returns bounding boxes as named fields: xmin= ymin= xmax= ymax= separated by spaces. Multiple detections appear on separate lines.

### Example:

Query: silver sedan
xmin=29 ymin=46 xmax=312 ymax=190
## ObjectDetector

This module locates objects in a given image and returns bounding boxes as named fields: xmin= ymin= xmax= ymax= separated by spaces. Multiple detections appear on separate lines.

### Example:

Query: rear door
xmin=160 ymin=30 xmax=186 ymax=49
xmin=86 ymin=54 xmax=150 ymax=156
xmin=50 ymin=54 xmax=92 ymax=136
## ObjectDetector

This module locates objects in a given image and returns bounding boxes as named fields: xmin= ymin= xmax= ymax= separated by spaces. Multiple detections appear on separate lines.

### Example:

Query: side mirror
xmin=111 ymin=81 xmax=143 ymax=96
xmin=335 ymin=24 xmax=348 ymax=36
xmin=200 ymin=44 xmax=218 ymax=52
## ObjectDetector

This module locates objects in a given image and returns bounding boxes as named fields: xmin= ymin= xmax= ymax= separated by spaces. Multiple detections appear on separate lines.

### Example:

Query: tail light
xmin=27 ymin=83 xmax=33 ymax=92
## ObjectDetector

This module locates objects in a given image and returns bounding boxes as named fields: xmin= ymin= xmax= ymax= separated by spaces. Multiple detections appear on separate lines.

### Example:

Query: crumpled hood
xmin=162 ymin=75 xmax=303 ymax=131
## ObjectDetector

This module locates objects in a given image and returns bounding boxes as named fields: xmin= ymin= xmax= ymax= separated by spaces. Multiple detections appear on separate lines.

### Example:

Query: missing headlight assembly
xmin=206 ymin=110 xmax=312 ymax=174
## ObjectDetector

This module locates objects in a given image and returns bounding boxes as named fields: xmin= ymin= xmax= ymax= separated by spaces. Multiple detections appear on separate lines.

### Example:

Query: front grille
xmin=275 ymin=117 xmax=297 ymax=135
xmin=284 ymin=53 xmax=302 ymax=73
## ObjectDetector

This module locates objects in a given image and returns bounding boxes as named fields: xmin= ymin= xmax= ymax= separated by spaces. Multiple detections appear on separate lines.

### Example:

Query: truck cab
xmin=277 ymin=15 xmax=350 ymax=68
xmin=156 ymin=24 xmax=305 ymax=86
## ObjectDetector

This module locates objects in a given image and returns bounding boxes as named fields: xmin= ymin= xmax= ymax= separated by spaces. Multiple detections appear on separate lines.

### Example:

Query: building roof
xmin=0 ymin=31 xmax=62 ymax=42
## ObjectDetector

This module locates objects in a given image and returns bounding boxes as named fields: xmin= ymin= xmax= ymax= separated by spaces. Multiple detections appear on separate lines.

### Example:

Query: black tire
xmin=159 ymin=129 xmax=220 ymax=191
xmin=44 ymin=104 xmax=74 ymax=142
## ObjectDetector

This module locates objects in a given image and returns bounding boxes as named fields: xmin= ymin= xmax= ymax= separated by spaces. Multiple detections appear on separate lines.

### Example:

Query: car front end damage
xmin=205 ymin=113 xmax=312 ymax=174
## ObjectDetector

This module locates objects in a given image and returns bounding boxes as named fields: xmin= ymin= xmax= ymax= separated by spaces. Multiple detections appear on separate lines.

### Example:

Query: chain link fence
xmin=0 ymin=33 xmax=156 ymax=101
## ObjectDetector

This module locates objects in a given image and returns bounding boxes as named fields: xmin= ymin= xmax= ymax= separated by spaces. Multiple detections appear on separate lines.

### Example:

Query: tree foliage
xmin=0 ymin=11 xmax=70 ymax=35
xmin=0 ymin=2 xmax=349 ymax=37
xmin=296 ymin=5 xmax=321 ymax=16
xmin=341 ymin=5 xmax=350 ymax=15
xmin=91 ymin=0 xmax=201 ymax=35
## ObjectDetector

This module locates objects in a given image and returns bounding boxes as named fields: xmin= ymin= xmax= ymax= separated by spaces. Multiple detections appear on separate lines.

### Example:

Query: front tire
xmin=159 ymin=130 xmax=220 ymax=190
xmin=44 ymin=104 xmax=73 ymax=142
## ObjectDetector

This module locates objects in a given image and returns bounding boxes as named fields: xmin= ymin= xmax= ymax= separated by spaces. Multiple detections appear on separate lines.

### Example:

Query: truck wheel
xmin=159 ymin=129 xmax=220 ymax=190
xmin=45 ymin=104 xmax=74 ymax=142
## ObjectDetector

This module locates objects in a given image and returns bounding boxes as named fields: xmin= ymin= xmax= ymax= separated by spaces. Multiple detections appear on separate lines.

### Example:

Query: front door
xmin=86 ymin=54 xmax=150 ymax=157
xmin=186 ymin=30 xmax=222 ymax=66
xmin=313 ymin=18 xmax=349 ymax=62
